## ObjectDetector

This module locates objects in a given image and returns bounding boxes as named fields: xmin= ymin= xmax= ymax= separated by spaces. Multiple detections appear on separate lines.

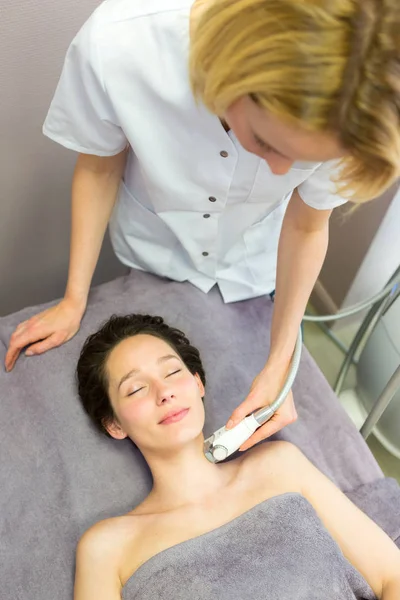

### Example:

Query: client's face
xmin=105 ymin=334 xmax=206 ymax=453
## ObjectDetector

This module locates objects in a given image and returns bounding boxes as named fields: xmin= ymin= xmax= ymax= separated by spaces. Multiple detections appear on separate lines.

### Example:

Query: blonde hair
xmin=190 ymin=0 xmax=400 ymax=202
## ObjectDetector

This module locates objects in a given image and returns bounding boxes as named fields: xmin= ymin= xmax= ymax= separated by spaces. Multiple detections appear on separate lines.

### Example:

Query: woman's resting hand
xmin=5 ymin=297 xmax=85 ymax=371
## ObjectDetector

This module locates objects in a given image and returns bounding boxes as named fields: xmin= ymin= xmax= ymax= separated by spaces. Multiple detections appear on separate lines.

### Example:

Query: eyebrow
xmin=117 ymin=354 xmax=180 ymax=390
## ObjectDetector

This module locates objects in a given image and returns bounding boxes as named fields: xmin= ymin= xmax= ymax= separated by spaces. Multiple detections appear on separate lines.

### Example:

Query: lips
xmin=159 ymin=408 xmax=190 ymax=425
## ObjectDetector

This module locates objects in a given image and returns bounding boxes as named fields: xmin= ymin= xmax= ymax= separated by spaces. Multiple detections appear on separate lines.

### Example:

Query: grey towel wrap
xmin=122 ymin=493 xmax=376 ymax=599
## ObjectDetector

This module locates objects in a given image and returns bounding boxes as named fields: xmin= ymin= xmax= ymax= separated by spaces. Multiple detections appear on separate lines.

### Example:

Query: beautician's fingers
xmin=226 ymin=388 xmax=262 ymax=427
xmin=5 ymin=299 xmax=85 ymax=371
xmin=226 ymin=360 xmax=292 ymax=428
xmin=239 ymin=393 xmax=298 ymax=451
xmin=25 ymin=332 xmax=69 ymax=356
xmin=238 ymin=420 xmax=284 ymax=452
xmin=239 ymin=410 xmax=298 ymax=451
xmin=5 ymin=328 xmax=47 ymax=372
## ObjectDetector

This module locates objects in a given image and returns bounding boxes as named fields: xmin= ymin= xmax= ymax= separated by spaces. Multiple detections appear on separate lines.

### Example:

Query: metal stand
xmin=334 ymin=266 xmax=400 ymax=397
xmin=334 ymin=294 xmax=393 ymax=395
xmin=360 ymin=363 xmax=400 ymax=440
xmin=307 ymin=265 xmax=400 ymax=440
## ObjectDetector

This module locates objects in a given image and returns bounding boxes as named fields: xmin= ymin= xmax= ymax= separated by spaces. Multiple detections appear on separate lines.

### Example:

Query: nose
xmin=265 ymin=156 xmax=293 ymax=175
xmin=155 ymin=380 xmax=175 ymax=406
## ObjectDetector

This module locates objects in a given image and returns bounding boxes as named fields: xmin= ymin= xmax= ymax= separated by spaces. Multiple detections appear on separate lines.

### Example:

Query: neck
xmin=142 ymin=436 xmax=234 ymax=510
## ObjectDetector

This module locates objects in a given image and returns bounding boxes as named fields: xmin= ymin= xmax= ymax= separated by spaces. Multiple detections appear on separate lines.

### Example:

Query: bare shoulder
xmin=242 ymin=439 xmax=303 ymax=467
xmin=77 ymin=513 xmax=143 ymax=564
xmin=239 ymin=440 xmax=305 ymax=491
xmin=74 ymin=515 xmax=146 ymax=599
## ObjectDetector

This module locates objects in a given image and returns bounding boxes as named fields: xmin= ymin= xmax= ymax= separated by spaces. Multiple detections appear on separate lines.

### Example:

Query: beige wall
xmin=312 ymin=183 xmax=397 ymax=313
xmin=0 ymin=0 xmax=126 ymax=317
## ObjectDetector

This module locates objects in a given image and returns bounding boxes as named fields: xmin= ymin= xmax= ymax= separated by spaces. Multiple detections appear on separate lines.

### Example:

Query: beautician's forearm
xmin=268 ymin=194 xmax=330 ymax=366
xmin=64 ymin=150 xmax=127 ymax=309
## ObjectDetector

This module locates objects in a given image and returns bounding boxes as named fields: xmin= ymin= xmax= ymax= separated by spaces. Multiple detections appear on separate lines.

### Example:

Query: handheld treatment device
xmin=204 ymin=328 xmax=303 ymax=463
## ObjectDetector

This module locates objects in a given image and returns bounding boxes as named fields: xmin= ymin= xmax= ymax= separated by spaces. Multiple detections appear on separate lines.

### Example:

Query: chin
xmin=173 ymin=423 xmax=203 ymax=442
xmin=159 ymin=422 xmax=204 ymax=449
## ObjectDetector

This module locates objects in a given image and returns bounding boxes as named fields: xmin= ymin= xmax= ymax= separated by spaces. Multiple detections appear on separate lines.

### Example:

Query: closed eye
xmin=126 ymin=369 xmax=181 ymax=396
xmin=127 ymin=387 xmax=145 ymax=397
xmin=166 ymin=369 xmax=181 ymax=377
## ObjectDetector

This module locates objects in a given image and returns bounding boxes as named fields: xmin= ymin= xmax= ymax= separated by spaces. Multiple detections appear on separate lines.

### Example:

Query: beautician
xmin=6 ymin=0 xmax=400 ymax=451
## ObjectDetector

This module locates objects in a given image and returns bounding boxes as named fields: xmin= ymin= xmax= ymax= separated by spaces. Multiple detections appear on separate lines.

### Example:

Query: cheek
xmin=117 ymin=397 xmax=151 ymax=429
xmin=178 ymin=375 xmax=202 ymax=399
xmin=225 ymin=104 xmax=259 ymax=156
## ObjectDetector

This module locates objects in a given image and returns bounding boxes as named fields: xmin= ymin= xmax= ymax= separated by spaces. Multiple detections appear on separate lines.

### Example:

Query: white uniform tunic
xmin=43 ymin=0 xmax=346 ymax=302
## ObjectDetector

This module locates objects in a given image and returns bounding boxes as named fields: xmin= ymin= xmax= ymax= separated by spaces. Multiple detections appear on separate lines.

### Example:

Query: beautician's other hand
xmin=225 ymin=361 xmax=298 ymax=451
xmin=5 ymin=297 xmax=85 ymax=372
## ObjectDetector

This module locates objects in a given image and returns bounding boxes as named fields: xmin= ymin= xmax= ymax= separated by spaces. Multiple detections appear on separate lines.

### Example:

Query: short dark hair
xmin=76 ymin=314 xmax=206 ymax=437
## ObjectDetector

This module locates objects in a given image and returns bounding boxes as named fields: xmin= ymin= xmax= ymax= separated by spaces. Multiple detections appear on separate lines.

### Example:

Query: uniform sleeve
xmin=297 ymin=160 xmax=348 ymax=210
xmin=43 ymin=18 xmax=127 ymax=156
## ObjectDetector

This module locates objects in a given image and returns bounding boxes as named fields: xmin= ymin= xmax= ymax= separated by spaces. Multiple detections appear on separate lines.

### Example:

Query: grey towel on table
xmin=122 ymin=493 xmax=376 ymax=600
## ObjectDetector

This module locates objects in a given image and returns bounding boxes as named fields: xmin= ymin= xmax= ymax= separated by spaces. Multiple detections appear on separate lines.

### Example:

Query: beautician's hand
xmin=5 ymin=297 xmax=85 ymax=372
xmin=225 ymin=361 xmax=298 ymax=451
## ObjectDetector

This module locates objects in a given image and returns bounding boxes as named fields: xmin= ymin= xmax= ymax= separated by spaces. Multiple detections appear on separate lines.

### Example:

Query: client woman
xmin=74 ymin=314 xmax=400 ymax=600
